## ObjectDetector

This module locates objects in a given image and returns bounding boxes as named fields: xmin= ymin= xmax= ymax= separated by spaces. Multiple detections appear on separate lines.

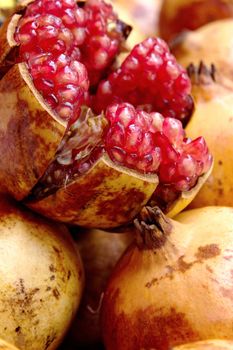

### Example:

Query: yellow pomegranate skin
xmin=173 ymin=339 xmax=233 ymax=350
xmin=111 ymin=0 xmax=162 ymax=37
xmin=0 ymin=195 xmax=84 ymax=350
xmin=0 ymin=338 xmax=20 ymax=350
xmin=172 ymin=19 xmax=233 ymax=86
xmin=159 ymin=0 xmax=233 ymax=43
xmin=101 ymin=206 xmax=233 ymax=350
xmin=185 ymin=71 xmax=233 ymax=208
xmin=170 ymin=20 xmax=233 ymax=208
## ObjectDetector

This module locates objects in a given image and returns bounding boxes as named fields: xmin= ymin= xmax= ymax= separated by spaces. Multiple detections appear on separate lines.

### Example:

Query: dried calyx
xmin=134 ymin=206 xmax=172 ymax=250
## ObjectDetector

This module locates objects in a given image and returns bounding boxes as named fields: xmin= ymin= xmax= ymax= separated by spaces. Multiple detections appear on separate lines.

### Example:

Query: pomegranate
xmin=0 ymin=0 xmax=212 ymax=228
xmin=185 ymin=62 xmax=233 ymax=208
xmin=171 ymin=20 xmax=233 ymax=208
xmin=159 ymin=0 xmax=233 ymax=43
xmin=173 ymin=340 xmax=233 ymax=350
xmin=101 ymin=206 xmax=233 ymax=350
xmin=171 ymin=19 xmax=233 ymax=87
xmin=0 ymin=195 xmax=84 ymax=350
xmin=61 ymin=228 xmax=132 ymax=348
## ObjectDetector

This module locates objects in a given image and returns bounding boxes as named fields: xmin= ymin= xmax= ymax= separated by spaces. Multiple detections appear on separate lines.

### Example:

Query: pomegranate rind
xmin=173 ymin=339 xmax=233 ymax=350
xmin=186 ymin=88 xmax=233 ymax=208
xmin=166 ymin=161 xmax=213 ymax=218
xmin=0 ymin=63 xmax=66 ymax=200
xmin=171 ymin=19 xmax=233 ymax=88
xmin=101 ymin=206 xmax=233 ymax=350
xmin=0 ymin=339 xmax=19 ymax=350
xmin=26 ymin=154 xmax=158 ymax=229
xmin=0 ymin=13 xmax=19 ymax=66
xmin=159 ymin=0 xmax=233 ymax=43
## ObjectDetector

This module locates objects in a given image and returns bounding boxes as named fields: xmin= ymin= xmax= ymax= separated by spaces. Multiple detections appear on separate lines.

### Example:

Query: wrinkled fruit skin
xmin=159 ymin=0 xmax=233 ymax=43
xmin=61 ymin=228 xmax=132 ymax=348
xmin=101 ymin=207 xmax=233 ymax=350
xmin=0 ymin=195 xmax=84 ymax=350
xmin=173 ymin=340 xmax=233 ymax=350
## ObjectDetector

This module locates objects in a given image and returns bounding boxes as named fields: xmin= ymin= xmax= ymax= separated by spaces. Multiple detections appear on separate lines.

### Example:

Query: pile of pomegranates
xmin=0 ymin=0 xmax=231 ymax=350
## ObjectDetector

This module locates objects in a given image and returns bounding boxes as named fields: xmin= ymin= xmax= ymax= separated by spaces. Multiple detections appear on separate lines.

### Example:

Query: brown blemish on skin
xmin=206 ymin=265 xmax=213 ymax=273
xmin=52 ymin=288 xmax=60 ymax=300
xmin=178 ymin=256 xmax=194 ymax=272
xmin=49 ymin=264 xmax=56 ymax=272
xmin=96 ymin=188 xmax=146 ymax=225
xmin=0 ymin=64 xmax=65 ymax=200
xmin=44 ymin=334 xmax=56 ymax=350
xmin=218 ymin=188 xmax=224 ymax=196
xmin=145 ymin=265 xmax=174 ymax=288
xmin=218 ymin=160 xmax=223 ymax=166
xmin=220 ymin=287 xmax=233 ymax=301
xmin=102 ymin=288 xmax=199 ymax=350
xmin=145 ymin=245 xmax=221 ymax=288
xmin=195 ymin=244 xmax=221 ymax=260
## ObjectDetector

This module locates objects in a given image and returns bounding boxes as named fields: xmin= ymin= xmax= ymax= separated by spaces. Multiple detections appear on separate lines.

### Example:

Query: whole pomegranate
xmin=171 ymin=19 xmax=233 ymax=87
xmin=159 ymin=0 xmax=233 ymax=43
xmin=101 ymin=206 xmax=233 ymax=350
xmin=184 ymin=62 xmax=233 ymax=208
xmin=0 ymin=195 xmax=84 ymax=350
xmin=173 ymin=340 xmax=233 ymax=350
xmin=60 ymin=228 xmax=132 ymax=349
xmin=0 ymin=0 xmax=212 ymax=228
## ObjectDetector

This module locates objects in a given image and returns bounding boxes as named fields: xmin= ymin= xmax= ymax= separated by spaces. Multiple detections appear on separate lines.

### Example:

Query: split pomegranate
xmin=0 ymin=0 xmax=212 ymax=227
xmin=159 ymin=0 xmax=233 ymax=43
xmin=101 ymin=206 xmax=233 ymax=350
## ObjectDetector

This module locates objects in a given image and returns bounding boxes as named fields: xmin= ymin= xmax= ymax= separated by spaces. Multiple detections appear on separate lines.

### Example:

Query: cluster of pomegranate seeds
xmin=81 ymin=0 xmax=130 ymax=87
xmin=94 ymin=37 xmax=194 ymax=122
xmin=105 ymin=103 xmax=212 ymax=201
xmin=15 ymin=0 xmax=126 ymax=123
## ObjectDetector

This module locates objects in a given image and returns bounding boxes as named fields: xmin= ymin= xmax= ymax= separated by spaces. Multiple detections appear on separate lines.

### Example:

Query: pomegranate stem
xmin=134 ymin=206 xmax=172 ymax=250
